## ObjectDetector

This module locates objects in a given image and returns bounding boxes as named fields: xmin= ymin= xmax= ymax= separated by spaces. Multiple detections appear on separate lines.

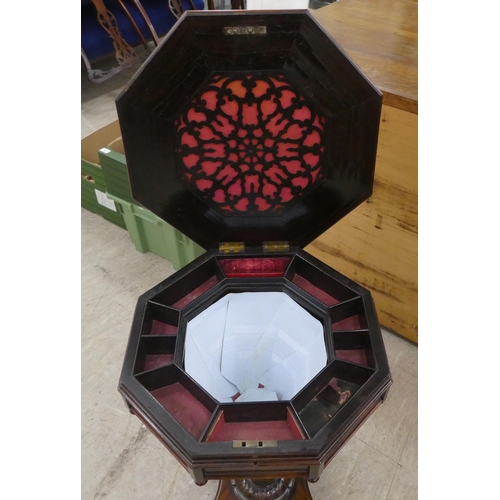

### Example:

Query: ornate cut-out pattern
xmin=176 ymin=74 xmax=325 ymax=215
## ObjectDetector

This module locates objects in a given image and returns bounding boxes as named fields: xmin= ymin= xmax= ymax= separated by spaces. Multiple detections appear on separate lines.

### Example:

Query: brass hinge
xmin=263 ymin=241 xmax=290 ymax=252
xmin=219 ymin=242 xmax=245 ymax=253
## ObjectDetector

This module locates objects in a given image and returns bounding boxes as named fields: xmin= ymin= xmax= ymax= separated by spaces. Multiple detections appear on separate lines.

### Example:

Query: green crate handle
xmin=106 ymin=192 xmax=130 ymax=205
xmin=132 ymin=211 xmax=159 ymax=225
xmin=106 ymin=192 xmax=159 ymax=225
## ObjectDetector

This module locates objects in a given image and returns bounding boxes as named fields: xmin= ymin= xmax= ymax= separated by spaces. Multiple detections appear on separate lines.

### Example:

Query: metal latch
xmin=233 ymin=440 xmax=278 ymax=448
xmin=263 ymin=241 xmax=290 ymax=252
xmin=219 ymin=242 xmax=245 ymax=253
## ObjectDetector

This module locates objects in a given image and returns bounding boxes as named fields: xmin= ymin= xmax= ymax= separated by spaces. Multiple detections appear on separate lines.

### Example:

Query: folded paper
xmin=185 ymin=292 xmax=327 ymax=403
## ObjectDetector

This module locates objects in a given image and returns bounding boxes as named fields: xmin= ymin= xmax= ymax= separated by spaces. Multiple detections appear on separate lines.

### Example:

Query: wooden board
xmin=311 ymin=0 xmax=418 ymax=114
xmin=309 ymin=0 xmax=418 ymax=343
xmin=307 ymin=105 xmax=418 ymax=343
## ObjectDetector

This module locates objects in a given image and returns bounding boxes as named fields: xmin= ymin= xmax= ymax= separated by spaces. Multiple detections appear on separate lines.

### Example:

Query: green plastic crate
xmin=81 ymin=160 xmax=126 ymax=229
xmin=81 ymin=121 xmax=126 ymax=229
xmin=98 ymin=141 xmax=135 ymax=203
xmin=84 ymin=121 xmax=204 ymax=269
xmin=107 ymin=193 xmax=205 ymax=270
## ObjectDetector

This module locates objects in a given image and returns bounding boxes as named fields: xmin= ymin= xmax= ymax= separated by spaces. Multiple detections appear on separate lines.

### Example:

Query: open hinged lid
xmin=116 ymin=10 xmax=382 ymax=250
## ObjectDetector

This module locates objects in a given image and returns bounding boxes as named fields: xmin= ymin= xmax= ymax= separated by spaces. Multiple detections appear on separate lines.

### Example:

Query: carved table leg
xmin=215 ymin=478 xmax=313 ymax=500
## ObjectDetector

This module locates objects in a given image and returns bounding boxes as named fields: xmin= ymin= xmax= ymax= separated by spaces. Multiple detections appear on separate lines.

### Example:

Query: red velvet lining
xmin=335 ymin=349 xmax=369 ymax=367
xmin=151 ymin=383 xmax=212 ymax=440
xmin=291 ymin=275 xmax=339 ymax=306
xmin=219 ymin=257 xmax=291 ymax=278
xmin=150 ymin=320 xmax=178 ymax=335
xmin=332 ymin=315 xmax=361 ymax=331
xmin=172 ymin=276 xmax=219 ymax=308
xmin=286 ymin=408 xmax=305 ymax=439
xmin=143 ymin=353 xmax=175 ymax=372
xmin=206 ymin=411 xmax=303 ymax=442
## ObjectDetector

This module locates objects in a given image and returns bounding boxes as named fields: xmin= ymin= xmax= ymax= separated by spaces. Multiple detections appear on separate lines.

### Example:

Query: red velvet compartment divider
xmin=219 ymin=257 xmax=291 ymax=278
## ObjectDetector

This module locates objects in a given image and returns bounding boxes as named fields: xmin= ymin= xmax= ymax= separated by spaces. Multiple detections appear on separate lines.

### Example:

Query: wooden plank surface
xmin=307 ymin=105 xmax=418 ymax=343
xmin=309 ymin=0 xmax=418 ymax=342
xmin=312 ymin=0 xmax=418 ymax=113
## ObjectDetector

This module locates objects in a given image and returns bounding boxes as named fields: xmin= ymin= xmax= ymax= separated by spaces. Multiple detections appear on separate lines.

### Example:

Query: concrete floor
xmin=81 ymin=38 xmax=418 ymax=500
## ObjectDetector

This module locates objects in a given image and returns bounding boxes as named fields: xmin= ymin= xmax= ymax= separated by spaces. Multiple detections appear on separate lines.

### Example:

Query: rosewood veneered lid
xmin=116 ymin=10 xmax=382 ymax=250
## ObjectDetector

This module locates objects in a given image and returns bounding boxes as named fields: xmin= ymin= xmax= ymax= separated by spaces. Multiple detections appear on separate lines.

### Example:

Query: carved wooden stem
xmin=215 ymin=478 xmax=313 ymax=500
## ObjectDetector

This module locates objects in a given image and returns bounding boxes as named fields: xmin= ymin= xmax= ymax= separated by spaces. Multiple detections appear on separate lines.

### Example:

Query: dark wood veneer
xmin=116 ymin=10 xmax=391 ymax=497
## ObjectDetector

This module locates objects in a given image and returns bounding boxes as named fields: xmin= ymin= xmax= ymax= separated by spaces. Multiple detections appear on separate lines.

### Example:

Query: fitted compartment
xmin=136 ymin=365 xmax=217 ymax=440
xmin=141 ymin=303 xmax=180 ymax=336
xmin=150 ymin=258 xmax=223 ymax=309
xmin=134 ymin=336 xmax=177 ymax=374
xmin=293 ymin=360 xmax=374 ymax=437
xmin=286 ymin=256 xmax=358 ymax=306
xmin=333 ymin=330 xmax=375 ymax=368
xmin=330 ymin=297 xmax=368 ymax=331
xmin=204 ymin=403 xmax=305 ymax=442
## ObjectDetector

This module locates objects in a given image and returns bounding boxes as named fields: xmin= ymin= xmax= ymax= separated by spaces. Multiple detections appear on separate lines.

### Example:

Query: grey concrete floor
xmin=81 ymin=53 xmax=418 ymax=500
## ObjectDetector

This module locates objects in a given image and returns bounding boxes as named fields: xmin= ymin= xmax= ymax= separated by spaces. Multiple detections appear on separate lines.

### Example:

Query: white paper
xmin=221 ymin=293 xmax=285 ymax=393
xmin=258 ymin=299 xmax=327 ymax=399
xmin=184 ymin=292 xmax=327 ymax=403
xmin=185 ymin=296 xmax=239 ymax=400
xmin=94 ymin=189 xmax=117 ymax=211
